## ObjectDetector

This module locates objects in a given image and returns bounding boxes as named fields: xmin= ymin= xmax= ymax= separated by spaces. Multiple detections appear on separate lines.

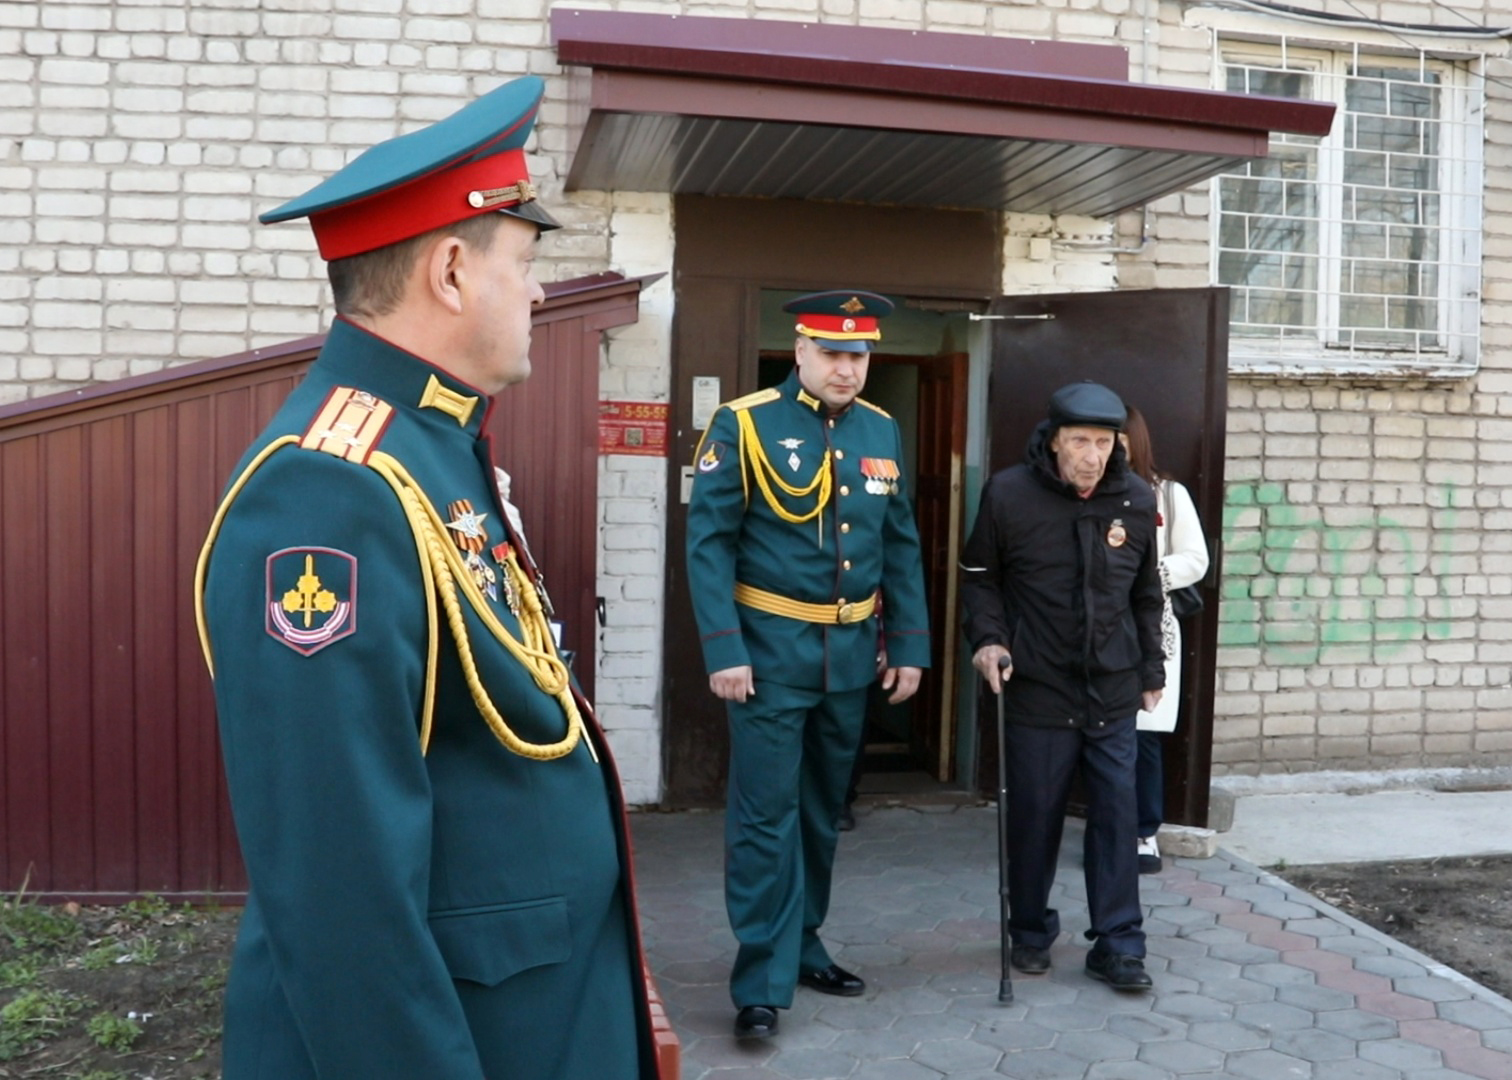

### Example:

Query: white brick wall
xmin=6 ymin=0 xmax=1512 ymax=795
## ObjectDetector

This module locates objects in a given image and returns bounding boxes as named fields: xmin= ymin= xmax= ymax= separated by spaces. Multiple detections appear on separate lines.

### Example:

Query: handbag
xmin=1162 ymin=480 xmax=1204 ymax=618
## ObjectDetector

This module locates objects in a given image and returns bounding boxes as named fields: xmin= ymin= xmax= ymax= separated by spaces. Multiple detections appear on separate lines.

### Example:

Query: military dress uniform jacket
xmin=197 ymin=318 xmax=657 ymax=1080
xmin=686 ymin=370 xmax=930 ymax=691
xmin=959 ymin=424 xmax=1164 ymax=728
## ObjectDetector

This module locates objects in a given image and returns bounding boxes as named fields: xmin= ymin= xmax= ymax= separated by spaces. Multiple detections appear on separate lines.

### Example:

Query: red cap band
xmin=310 ymin=146 xmax=532 ymax=261
xmin=795 ymin=313 xmax=881 ymax=340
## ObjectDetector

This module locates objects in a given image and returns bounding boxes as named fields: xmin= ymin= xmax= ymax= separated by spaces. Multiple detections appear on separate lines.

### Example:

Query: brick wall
xmin=5 ymin=0 xmax=1511 ymax=794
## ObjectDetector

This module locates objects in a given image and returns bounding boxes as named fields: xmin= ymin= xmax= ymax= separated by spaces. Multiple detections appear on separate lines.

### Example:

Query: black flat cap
xmin=1047 ymin=381 xmax=1126 ymax=432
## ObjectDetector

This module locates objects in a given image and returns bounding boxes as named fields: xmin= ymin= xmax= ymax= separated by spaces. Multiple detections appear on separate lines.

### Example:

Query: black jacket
xmin=960 ymin=421 xmax=1165 ymax=728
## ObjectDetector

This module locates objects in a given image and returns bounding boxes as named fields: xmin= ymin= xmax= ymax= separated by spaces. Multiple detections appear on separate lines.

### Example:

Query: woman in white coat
xmin=1123 ymin=407 xmax=1209 ymax=875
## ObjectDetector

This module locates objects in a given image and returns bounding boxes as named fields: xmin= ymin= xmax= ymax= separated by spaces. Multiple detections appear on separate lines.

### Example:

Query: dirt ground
xmin=0 ymin=894 xmax=236 ymax=1080
xmin=1282 ymin=854 xmax=1512 ymax=1001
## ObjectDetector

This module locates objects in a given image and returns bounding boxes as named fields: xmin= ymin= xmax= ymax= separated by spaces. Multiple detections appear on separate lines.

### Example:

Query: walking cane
xmin=995 ymin=654 xmax=1013 ymax=1005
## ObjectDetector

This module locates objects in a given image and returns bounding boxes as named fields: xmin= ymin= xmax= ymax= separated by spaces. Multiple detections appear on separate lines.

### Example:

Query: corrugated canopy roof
xmin=550 ymin=10 xmax=1335 ymax=219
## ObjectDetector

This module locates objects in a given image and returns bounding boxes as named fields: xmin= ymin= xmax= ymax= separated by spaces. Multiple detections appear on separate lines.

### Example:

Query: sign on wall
xmin=598 ymin=401 xmax=669 ymax=457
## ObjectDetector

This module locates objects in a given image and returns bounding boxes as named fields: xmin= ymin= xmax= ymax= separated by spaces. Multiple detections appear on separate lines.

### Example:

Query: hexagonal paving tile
xmin=1137 ymin=1038 xmax=1226 ymax=1074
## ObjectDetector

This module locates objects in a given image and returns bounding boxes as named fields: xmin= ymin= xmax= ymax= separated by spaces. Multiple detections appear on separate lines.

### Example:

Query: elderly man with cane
xmin=961 ymin=382 xmax=1165 ymax=991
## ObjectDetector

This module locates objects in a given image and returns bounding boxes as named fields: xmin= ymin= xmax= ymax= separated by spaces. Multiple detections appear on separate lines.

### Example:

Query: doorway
xmin=662 ymin=196 xmax=999 ymax=807
xmin=975 ymin=287 xmax=1230 ymax=827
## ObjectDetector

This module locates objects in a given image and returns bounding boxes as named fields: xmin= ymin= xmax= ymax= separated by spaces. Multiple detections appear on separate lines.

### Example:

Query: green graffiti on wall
xmin=1219 ymin=481 xmax=1457 ymax=665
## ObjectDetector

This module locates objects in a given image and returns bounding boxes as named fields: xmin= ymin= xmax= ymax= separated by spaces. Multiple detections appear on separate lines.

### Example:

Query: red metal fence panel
xmin=0 ymin=273 xmax=650 ymax=897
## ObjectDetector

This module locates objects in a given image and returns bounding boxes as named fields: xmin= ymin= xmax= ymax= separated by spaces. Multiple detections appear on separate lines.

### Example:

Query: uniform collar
xmin=317 ymin=317 xmax=490 ymax=437
xmin=783 ymin=368 xmax=851 ymax=419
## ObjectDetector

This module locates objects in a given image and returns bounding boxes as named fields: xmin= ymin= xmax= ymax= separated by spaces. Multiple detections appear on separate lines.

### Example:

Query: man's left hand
xmin=882 ymin=666 xmax=922 ymax=704
xmin=1142 ymin=689 xmax=1163 ymax=713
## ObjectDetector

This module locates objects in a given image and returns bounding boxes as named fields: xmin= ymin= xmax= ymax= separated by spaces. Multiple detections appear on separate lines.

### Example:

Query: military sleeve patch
xmin=698 ymin=441 xmax=726 ymax=473
xmin=266 ymin=547 xmax=357 ymax=656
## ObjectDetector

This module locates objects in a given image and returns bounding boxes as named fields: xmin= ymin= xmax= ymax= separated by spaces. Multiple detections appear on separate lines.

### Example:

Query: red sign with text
xmin=598 ymin=401 xmax=669 ymax=457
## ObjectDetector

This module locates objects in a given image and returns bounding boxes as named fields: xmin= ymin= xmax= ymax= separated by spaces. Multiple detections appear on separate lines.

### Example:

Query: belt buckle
xmin=835 ymin=601 xmax=853 ymax=624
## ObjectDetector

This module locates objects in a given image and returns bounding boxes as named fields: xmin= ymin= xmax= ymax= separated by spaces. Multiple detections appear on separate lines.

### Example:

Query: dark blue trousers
xmin=1003 ymin=716 xmax=1145 ymax=957
xmin=724 ymin=681 xmax=868 ymax=1008
xmin=1135 ymin=730 xmax=1166 ymax=838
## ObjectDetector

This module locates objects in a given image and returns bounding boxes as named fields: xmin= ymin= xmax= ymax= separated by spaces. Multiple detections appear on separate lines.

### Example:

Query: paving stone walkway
xmin=629 ymin=805 xmax=1512 ymax=1080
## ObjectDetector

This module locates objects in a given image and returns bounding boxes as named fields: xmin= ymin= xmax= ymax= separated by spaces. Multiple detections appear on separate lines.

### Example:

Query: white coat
xmin=1136 ymin=478 xmax=1209 ymax=733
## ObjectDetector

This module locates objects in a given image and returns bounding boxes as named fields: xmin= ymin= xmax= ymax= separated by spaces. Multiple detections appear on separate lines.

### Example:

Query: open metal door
xmin=980 ymin=287 xmax=1229 ymax=827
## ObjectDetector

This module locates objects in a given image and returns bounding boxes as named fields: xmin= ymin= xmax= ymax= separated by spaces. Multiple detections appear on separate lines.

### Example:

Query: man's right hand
xmin=972 ymin=645 xmax=1013 ymax=695
xmin=710 ymin=665 xmax=755 ymax=702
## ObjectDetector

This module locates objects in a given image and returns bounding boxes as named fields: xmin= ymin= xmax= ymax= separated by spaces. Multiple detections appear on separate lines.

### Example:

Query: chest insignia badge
xmin=1107 ymin=519 xmax=1127 ymax=548
xmin=777 ymin=438 xmax=804 ymax=473
xmin=860 ymin=457 xmax=899 ymax=495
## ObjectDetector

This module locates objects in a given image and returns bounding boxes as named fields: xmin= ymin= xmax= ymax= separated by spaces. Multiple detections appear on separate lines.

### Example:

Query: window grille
xmin=1214 ymin=44 xmax=1483 ymax=374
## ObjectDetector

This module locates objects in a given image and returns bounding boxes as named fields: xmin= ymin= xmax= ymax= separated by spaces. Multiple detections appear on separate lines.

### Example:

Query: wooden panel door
xmin=979 ymin=287 xmax=1229 ymax=827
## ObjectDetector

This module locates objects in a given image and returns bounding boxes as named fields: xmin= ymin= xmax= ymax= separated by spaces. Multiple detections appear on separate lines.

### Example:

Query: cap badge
xmin=1107 ymin=519 xmax=1127 ymax=548
xmin=840 ymin=296 xmax=865 ymax=314
xmin=842 ymin=318 xmax=856 ymax=333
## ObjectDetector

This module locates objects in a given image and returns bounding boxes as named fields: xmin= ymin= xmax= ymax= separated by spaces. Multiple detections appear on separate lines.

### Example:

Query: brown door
xmin=977 ymin=287 xmax=1229 ymax=827
xmin=662 ymin=195 xmax=999 ymax=807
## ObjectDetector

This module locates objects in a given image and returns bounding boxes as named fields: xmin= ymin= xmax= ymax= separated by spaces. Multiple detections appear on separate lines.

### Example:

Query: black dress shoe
xmin=798 ymin=963 xmax=865 ymax=996
xmin=1010 ymin=944 xmax=1051 ymax=974
xmin=837 ymin=804 xmax=856 ymax=832
xmin=1085 ymin=949 xmax=1153 ymax=991
xmin=734 ymin=1005 xmax=778 ymax=1038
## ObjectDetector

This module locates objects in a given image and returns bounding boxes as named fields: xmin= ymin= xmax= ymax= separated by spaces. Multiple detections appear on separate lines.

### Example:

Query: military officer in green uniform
xmin=194 ymin=76 xmax=659 ymax=1080
xmin=685 ymin=291 xmax=931 ymax=1039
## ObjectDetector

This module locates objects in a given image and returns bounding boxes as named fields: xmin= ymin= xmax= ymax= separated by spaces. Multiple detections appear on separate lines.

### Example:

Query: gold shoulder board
xmin=298 ymin=387 xmax=396 ymax=465
xmin=725 ymin=387 xmax=782 ymax=412
xmin=855 ymin=397 xmax=892 ymax=419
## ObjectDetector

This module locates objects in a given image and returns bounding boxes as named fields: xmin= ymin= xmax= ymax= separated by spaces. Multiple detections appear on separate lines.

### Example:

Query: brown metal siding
xmin=0 ymin=272 xmax=649 ymax=897
xmin=0 ymin=350 xmax=313 ymax=899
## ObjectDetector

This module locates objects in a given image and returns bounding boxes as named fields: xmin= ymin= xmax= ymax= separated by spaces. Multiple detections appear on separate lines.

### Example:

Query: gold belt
xmin=734 ymin=583 xmax=878 ymax=625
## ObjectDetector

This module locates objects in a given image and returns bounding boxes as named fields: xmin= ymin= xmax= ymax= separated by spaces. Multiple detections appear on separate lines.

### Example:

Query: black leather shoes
xmin=837 ymin=804 xmax=856 ymax=832
xmin=734 ymin=1005 xmax=779 ymax=1038
xmin=1085 ymin=949 xmax=1153 ymax=991
xmin=798 ymin=963 xmax=865 ymax=996
xmin=1010 ymin=944 xmax=1051 ymax=974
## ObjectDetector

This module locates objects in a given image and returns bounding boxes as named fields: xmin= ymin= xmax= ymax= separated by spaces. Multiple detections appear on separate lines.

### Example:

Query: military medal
xmin=1107 ymin=519 xmax=1127 ymax=548
xmin=860 ymin=457 xmax=899 ymax=495
xmin=446 ymin=500 xmax=502 ymax=601
xmin=489 ymin=540 xmax=523 ymax=616
xmin=778 ymin=437 xmax=804 ymax=473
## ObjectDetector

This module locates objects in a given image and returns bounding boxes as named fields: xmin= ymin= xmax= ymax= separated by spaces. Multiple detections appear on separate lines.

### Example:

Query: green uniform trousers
xmin=724 ymin=680 xmax=868 ymax=1008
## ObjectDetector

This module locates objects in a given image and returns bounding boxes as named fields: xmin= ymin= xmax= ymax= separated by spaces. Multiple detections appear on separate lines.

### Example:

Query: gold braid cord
xmin=368 ymin=452 xmax=588 ymax=761
xmin=736 ymin=409 xmax=832 ymax=546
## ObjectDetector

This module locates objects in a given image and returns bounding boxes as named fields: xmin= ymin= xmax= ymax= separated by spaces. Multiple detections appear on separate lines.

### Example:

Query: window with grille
xmin=1215 ymin=47 xmax=1482 ymax=373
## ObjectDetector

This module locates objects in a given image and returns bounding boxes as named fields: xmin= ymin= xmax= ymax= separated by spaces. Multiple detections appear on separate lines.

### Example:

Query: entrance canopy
xmin=550 ymin=10 xmax=1335 ymax=219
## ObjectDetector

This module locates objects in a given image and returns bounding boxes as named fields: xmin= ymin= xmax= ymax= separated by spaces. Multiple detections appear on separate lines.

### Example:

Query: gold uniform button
xmin=834 ymin=450 xmax=845 ymax=460
xmin=840 ymin=522 xmax=850 ymax=534
xmin=843 ymin=560 xmax=852 ymax=571
xmin=828 ymin=419 xmax=835 ymax=428
xmin=840 ymin=485 xmax=850 ymax=496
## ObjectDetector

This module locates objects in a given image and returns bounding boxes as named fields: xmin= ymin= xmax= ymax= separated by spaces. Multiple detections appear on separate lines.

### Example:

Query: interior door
xmin=979 ymin=287 xmax=1229 ymax=827
xmin=910 ymin=353 xmax=968 ymax=778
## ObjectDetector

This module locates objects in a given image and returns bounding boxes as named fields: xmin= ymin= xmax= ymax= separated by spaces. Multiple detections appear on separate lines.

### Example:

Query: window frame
xmin=1213 ymin=43 xmax=1483 ymax=377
